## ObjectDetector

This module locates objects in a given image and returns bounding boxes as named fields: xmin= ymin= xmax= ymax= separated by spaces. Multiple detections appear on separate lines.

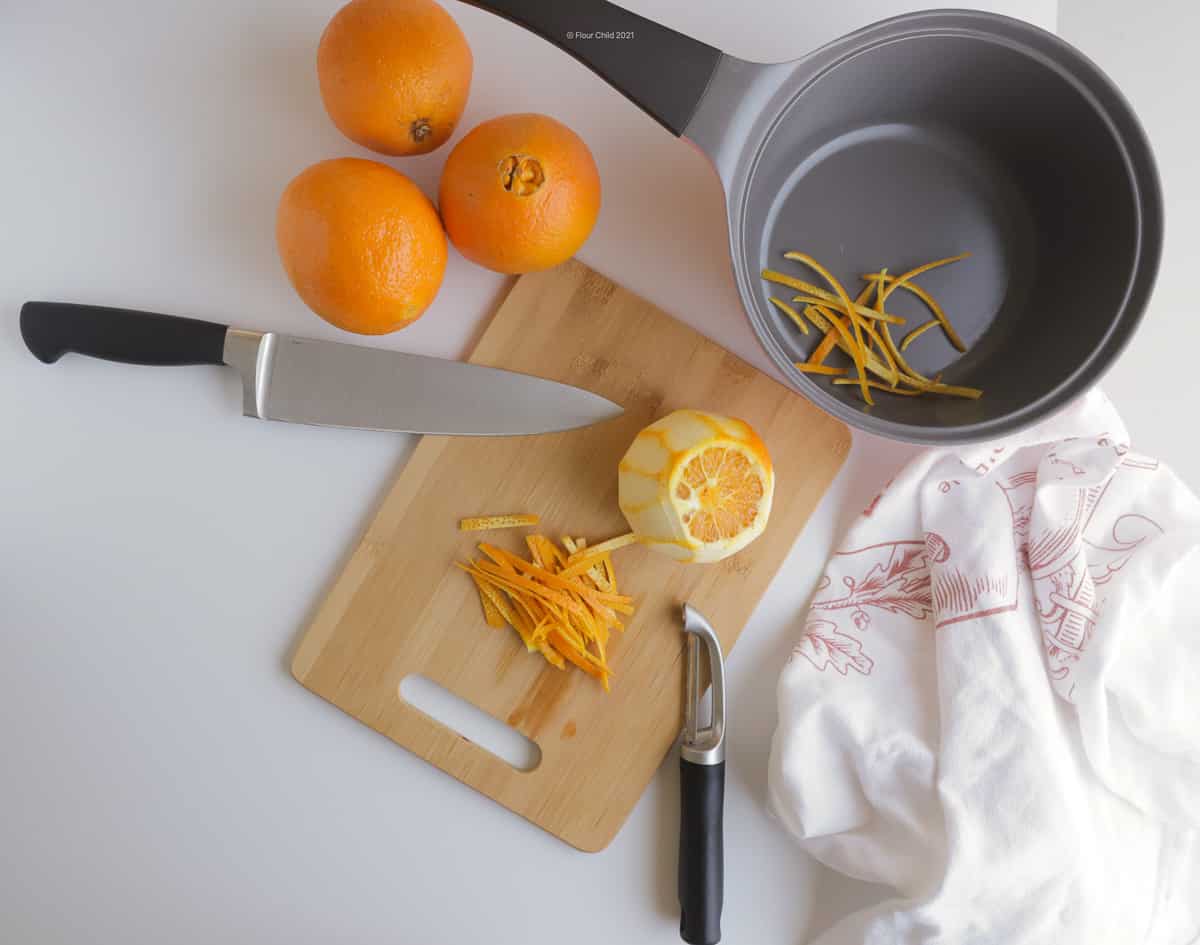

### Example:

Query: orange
xmin=438 ymin=113 xmax=601 ymax=274
xmin=618 ymin=410 xmax=774 ymax=564
xmin=317 ymin=0 xmax=473 ymax=156
xmin=275 ymin=157 xmax=447 ymax=334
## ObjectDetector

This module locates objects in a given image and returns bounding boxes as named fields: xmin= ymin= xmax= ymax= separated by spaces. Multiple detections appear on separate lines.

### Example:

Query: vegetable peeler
xmin=678 ymin=604 xmax=725 ymax=945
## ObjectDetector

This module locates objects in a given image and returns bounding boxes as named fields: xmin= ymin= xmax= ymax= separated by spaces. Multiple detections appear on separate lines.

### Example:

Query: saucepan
xmin=460 ymin=1 xmax=1161 ymax=444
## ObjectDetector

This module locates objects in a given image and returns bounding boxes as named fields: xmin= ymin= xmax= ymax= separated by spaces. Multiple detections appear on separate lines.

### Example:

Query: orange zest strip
xmin=874 ymin=254 xmax=969 ymax=351
xmin=460 ymin=532 xmax=637 ymax=691
xmin=471 ymin=575 xmax=507 ymax=628
xmin=832 ymin=379 xmax=922 ymax=396
xmin=808 ymin=328 xmax=840 ymax=365
xmin=764 ymin=266 xmax=906 ymax=325
xmin=784 ymin=254 xmax=874 ymax=405
xmin=568 ymin=532 xmax=639 ymax=560
xmin=799 ymin=305 xmax=895 ymax=385
xmin=866 ymin=269 xmax=967 ymax=352
xmin=894 ymin=376 xmax=984 ymax=399
xmin=558 ymin=549 xmax=613 ymax=581
xmin=874 ymin=269 xmax=932 ymax=385
xmin=899 ymin=318 xmax=941 ymax=351
xmin=459 ymin=514 xmax=539 ymax=531
xmin=806 ymin=284 xmax=870 ymax=366
xmin=876 ymin=253 xmax=970 ymax=302
xmin=766 ymin=251 xmax=983 ymax=402
xmin=768 ymin=297 xmax=809 ymax=335
xmin=814 ymin=304 xmax=898 ymax=386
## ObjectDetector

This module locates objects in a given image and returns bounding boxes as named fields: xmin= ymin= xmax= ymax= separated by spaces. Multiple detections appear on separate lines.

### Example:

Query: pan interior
xmin=743 ymin=30 xmax=1142 ymax=433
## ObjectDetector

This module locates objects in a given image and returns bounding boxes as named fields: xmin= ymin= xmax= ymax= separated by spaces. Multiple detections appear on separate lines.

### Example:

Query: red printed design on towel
xmin=1037 ymin=510 xmax=1163 ymax=683
xmin=931 ymin=471 xmax=1033 ymax=628
xmin=1024 ymin=452 xmax=1159 ymax=689
xmin=793 ymin=542 xmax=931 ymax=674
xmin=792 ymin=441 xmax=1163 ymax=685
xmin=792 ymin=619 xmax=874 ymax=676
xmin=812 ymin=541 xmax=932 ymax=626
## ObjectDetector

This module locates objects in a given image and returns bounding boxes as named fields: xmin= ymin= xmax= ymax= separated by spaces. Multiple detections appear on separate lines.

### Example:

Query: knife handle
xmin=679 ymin=757 xmax=724 ymax=945
xmin=21 ymin=301 xmax=228 ymax=366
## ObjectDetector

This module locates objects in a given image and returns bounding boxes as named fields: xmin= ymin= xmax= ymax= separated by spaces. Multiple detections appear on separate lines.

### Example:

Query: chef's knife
xmin=20 ymin=301 xmax=623 ymax=436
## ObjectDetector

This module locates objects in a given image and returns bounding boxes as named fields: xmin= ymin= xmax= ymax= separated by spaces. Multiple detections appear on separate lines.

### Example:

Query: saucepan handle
xmin=457 ymin=0 xmax=722 ymax=136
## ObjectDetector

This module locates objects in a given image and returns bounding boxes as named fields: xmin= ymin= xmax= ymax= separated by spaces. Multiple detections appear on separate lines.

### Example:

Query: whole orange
xmin=438 ymin=113 xmax=601 ymax=274
xmin=317 ymin=0 xmax=473 ymax=156
xmin=275 ymin=157 xmax=447 ymax=334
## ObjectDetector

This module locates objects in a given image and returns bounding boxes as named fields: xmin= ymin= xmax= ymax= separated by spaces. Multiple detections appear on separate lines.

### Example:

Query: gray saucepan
xmin=461 ymin=1 xmax=1161 ymax=445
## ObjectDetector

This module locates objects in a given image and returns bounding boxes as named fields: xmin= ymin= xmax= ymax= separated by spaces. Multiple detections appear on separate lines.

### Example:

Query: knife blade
xmin=20 ymin=301 xmax=624 ymax=436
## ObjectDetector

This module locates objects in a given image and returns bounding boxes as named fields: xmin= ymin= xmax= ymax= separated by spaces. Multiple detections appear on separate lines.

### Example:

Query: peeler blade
xmin=680 ymin=604 xmax=726 ymax=765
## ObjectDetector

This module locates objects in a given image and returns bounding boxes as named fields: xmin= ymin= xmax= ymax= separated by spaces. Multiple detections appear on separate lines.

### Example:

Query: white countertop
xmin=4 ymin=1 xmax=1196 ymax=942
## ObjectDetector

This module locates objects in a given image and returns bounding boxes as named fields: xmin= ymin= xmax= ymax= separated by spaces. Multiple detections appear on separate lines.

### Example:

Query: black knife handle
xmin=20 ymin=301 xmax=228 ymax=366
xmin=679 ymin=758 xmax=724 ymax=945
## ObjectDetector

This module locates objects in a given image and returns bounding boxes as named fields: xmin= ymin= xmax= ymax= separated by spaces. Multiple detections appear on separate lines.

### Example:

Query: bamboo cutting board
xmin=291 ymin=261 xmax=849 ymax=851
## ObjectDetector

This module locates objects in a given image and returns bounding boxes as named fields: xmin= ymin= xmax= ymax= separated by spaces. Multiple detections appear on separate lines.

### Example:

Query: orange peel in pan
xmin=762 ymin=251 xmax=982 ymax=403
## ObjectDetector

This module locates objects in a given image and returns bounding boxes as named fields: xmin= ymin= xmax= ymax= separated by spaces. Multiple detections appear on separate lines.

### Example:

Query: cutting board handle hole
xmin=399 ymin=675 xmax=542 ymax=773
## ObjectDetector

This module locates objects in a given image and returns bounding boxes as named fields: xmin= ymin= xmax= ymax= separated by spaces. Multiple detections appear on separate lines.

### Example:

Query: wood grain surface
xmin=292 ymin=260 xmax=850 ymax=851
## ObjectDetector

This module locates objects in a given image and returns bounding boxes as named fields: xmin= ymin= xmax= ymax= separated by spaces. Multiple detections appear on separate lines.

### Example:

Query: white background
xmin=2 ymin=1 xmax=1196 ymax=942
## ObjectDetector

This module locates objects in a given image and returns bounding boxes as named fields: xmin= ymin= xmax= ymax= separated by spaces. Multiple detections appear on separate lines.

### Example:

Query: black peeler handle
xmin=679 ymin=757 xmax=724 ymax=945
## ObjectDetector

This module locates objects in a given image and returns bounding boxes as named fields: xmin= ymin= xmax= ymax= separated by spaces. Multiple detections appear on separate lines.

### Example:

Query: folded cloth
xmin=769 ymin=391 xmax=1200 ymax=945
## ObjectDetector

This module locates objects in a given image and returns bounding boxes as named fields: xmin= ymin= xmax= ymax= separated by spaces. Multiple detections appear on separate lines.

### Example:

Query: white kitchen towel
xmin=769 ymin=391 xmax=1200 ymax=945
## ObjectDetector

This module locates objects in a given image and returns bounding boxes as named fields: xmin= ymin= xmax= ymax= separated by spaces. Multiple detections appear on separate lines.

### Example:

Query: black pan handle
xmin=679 ymin=758 xmax=724 ymax=945
xmin=458 ymin=0 xmax=721 ymax=136
xmin=20 ymin=302 xmax=228 ymax=367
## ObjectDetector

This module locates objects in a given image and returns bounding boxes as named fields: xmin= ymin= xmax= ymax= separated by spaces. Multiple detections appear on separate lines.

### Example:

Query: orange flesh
xmin=674 ymin=447 xmax=767 ymax=543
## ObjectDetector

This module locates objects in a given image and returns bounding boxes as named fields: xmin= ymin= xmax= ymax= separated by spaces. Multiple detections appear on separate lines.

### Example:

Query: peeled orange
xmin=275 ymin=157 xmax=447 ymax=334
xmin=618 ymin=410 xmax=774 ymax=564
xmin=317 ymin=0 xmax=473 ymax=156
xmin=438 ymin=113 xmax=601 ymax=274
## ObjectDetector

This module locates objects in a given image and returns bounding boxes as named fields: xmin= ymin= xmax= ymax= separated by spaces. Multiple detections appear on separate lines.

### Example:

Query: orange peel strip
xmin=799 ymin=305 xmax=894 ymax=385
xmin=768 ymin=297 xmax=809 ymax=335
xmin=471 ymin=575 xmax=507 ymax=628
xmin=808 ymin=328 xmax=840 ymax=366
xmin=873 ymin=254 xmax=969 ymax=350
xmin=866 ymin=270 xmax=967 ymax=353
xmin=894 ymin=376 xmax=984 ymax=399
xmin=784 ymin=254 xmax=874 ymax=404
xmin=459 ymin=514 xmax=539 ymax=531
xmin=762 ymin=269 xmax=906 ymax=324
xmin=567 ymin=532 xmax=639 ymax=561
xmin=832 ymin=379 xmax=922 ymax=396
xmin=459 ymin=533 xmax=635 ymax=690
xmin=814 ymin=303 xmax=898 ymax=386
xmin=874 ymin=270 xmax=932 ymax=385
xmin=794 ymin=363 xmax=847 ymax=376
xmin=899 ymin=318 xmax=941 ymax=351
xmin=806 ymin=283 xmax=870 ymax=365
xmin=559 ymin=549 xmax=614 ymax=581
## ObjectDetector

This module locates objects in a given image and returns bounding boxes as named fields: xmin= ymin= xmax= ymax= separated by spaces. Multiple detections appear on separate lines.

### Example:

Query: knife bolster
xmin=223 ymin=328 xmax=276 ymax=419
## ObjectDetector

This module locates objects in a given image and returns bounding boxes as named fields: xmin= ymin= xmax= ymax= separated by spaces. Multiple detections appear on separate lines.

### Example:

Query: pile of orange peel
xmin=762 ymin=251 xmax=983 ymax=405
xmin=457 ymin=518 xmax=637 ymax=691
